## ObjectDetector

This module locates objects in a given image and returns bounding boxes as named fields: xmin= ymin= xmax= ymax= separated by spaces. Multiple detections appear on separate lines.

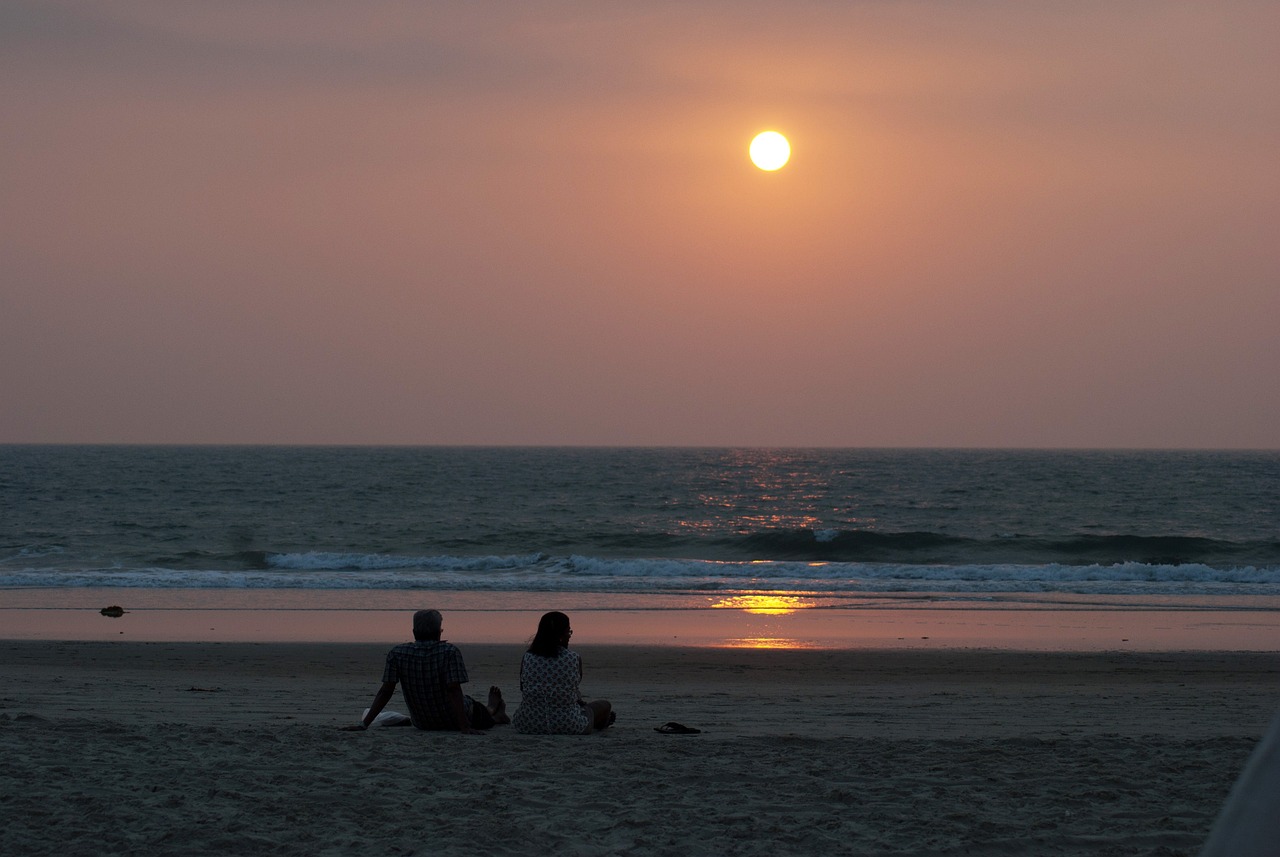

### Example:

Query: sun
xmin=749 ymin=131 xmax=791 ymax=171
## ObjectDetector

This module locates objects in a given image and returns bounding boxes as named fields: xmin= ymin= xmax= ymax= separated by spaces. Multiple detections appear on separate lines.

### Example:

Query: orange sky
xmin=2 ymin=1 xmax=1277 ymax=447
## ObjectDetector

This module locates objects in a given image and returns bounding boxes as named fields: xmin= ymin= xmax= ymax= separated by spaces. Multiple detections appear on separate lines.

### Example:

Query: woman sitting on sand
xmin=511 ymin=611 xmax=613 ymax=734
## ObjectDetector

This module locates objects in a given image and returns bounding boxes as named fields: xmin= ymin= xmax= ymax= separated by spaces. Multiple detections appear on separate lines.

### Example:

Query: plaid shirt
xmin=382 ymin=640 xmax=471 ymax=730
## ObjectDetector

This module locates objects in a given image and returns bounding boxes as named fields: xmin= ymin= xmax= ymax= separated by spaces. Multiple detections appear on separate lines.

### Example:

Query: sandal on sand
xmin=654 ymin=722 xmax=700 ymax=734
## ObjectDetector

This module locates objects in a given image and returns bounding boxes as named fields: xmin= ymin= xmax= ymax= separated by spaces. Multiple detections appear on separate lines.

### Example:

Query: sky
xmin=2 ymin=1 xmax=1277 ymax=448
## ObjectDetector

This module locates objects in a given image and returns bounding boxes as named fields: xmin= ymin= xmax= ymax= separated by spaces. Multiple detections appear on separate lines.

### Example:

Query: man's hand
xmin=339 ymin=722 xmax=368 ymax=731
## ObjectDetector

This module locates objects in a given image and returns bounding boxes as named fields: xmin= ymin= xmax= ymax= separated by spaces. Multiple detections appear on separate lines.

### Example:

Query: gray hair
xmin=413 ymin=609 xmax=443 ymax=641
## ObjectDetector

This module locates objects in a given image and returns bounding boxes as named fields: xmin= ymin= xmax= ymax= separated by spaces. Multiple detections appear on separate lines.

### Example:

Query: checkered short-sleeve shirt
xmin=382 ymin=640 xmax=470 ymax=730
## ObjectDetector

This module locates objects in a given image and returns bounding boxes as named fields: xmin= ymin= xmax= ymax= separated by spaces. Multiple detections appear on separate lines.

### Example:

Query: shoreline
xmin=3 ymin=586 xmax=1280 ymax=650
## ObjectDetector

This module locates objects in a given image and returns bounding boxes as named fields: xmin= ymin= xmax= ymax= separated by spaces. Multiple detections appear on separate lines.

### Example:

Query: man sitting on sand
xmin=346 ymin=609 xmax=510 ymax=735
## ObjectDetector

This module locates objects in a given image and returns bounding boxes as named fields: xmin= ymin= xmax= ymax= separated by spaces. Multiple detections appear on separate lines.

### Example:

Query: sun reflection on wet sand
xmin=710 ymin=594 xmax=817 ymax=615
xmin=708 ymin=594 xmax=821 ymax=647
xmin=722 ymin=636 xmax=819 ymax=650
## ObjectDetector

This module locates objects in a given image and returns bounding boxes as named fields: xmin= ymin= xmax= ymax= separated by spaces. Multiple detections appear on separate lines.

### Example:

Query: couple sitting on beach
xmin=346 ymin=609 xmax=613 ymax=735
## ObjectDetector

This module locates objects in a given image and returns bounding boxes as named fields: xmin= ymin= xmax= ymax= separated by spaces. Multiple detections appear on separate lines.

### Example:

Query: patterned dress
xmin=511 ymin=648 xmax=592 ymax=734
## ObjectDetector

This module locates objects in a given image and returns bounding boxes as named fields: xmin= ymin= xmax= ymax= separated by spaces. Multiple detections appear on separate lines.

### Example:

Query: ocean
xmin=2 ymin=446 xmax=1278 ymax=610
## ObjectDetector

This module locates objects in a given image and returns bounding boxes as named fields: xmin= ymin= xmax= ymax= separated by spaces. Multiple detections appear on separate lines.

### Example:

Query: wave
xmin=2 ymin=551 xmax=1278 ymax=599
xmin=197 ymin=529 xmax=1280 ymax=569
xmin=5 ymin=528 xmax=1277 ymax=572
xmin=703 ymin=529 xmax=1280 ymax=566
xmin=264 ymin=551 xmax=548 ymax=571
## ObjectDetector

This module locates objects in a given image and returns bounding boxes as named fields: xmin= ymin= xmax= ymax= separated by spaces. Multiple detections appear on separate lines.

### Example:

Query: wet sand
xmin=5 ymin=585 xmax=1280 ymax=651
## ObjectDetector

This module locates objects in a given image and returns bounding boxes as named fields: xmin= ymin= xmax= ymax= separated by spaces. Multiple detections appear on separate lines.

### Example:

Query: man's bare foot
xmin=488 ymin=685 xmax=511 ymax=724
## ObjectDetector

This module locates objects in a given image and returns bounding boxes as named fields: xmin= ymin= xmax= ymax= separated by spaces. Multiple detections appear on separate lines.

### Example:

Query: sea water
xmin=2 ymin=446 xmax=1277 ymax=609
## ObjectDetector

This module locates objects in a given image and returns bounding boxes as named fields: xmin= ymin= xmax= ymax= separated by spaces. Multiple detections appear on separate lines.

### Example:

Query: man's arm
xmin=341 ymin=681 xmax=396 ymax=731
xmin=447 ymin=681 xmax=483 ymax=735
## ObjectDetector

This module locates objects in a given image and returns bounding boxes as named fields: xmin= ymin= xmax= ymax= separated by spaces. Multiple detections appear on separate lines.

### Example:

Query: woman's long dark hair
xmin=528 ymin=611 xmax=570 ymax=658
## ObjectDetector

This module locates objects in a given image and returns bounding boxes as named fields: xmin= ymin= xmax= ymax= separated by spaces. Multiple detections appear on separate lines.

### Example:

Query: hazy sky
xmin=3 ymin=1 xmax=1277 ymax=447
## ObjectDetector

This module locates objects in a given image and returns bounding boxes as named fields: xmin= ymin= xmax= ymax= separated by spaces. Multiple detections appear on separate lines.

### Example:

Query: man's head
xmin=413 ymin=609 xmax=443 ymax=641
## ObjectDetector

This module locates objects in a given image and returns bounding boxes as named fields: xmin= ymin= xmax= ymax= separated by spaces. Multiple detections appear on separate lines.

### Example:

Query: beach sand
xmin=2 ymin=640 xmax=1277 ymax=856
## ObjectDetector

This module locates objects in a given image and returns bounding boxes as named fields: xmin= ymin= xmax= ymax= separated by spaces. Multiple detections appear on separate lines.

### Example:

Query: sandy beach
xmin=2 ymin=640 xmax=1277 ymax=856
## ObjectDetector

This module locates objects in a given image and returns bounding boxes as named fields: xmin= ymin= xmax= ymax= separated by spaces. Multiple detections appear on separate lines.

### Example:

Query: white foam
xmin=266 ymin=551 xmax=546 ymax=571
xmin=1 ymin=555 xmax=1277 ymax=600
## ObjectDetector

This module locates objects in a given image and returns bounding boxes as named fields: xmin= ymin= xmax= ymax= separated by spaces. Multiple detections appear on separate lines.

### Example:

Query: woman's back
xmin=512 ymin=649 xmax=591 ymax=734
